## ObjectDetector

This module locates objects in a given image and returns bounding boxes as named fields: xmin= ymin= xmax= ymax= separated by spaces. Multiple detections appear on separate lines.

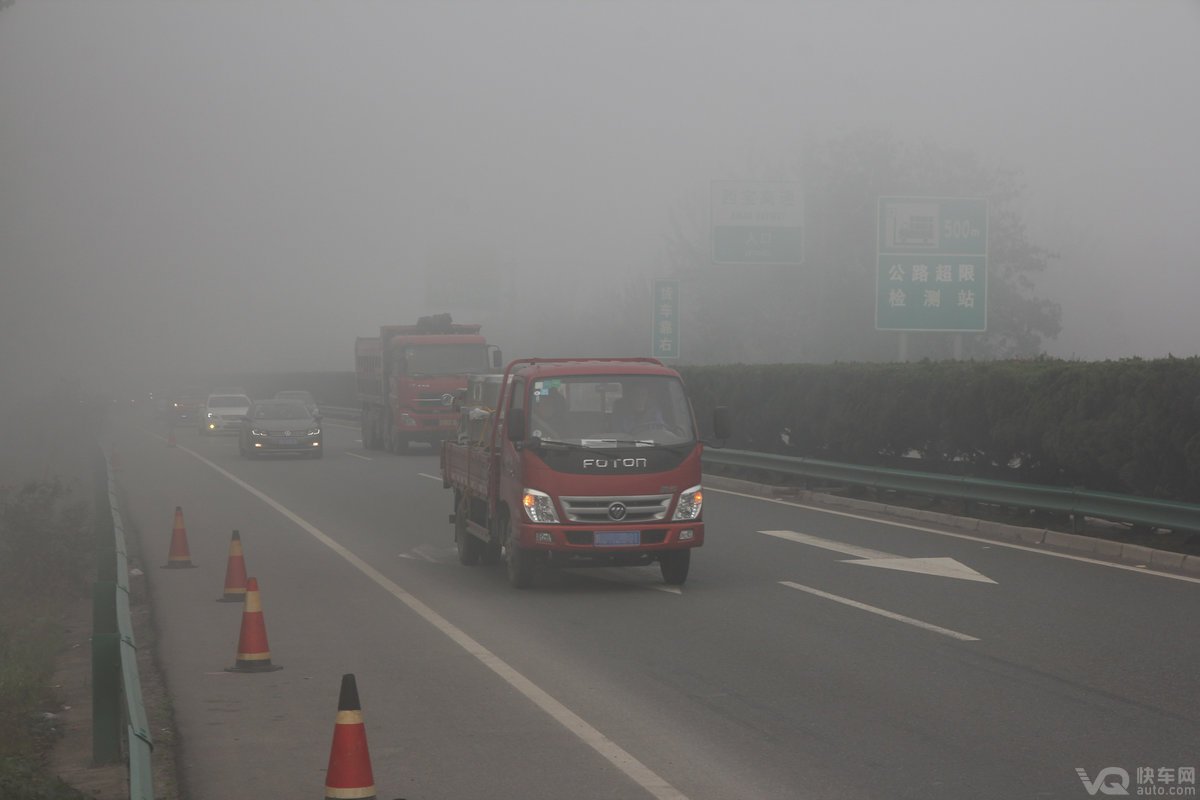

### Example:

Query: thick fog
xmin=1 ymin=1 xmax=1198 ymax=399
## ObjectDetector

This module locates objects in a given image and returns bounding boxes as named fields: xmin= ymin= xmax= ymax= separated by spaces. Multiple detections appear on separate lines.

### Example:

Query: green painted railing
xmin=703 ymin=448 xmax=1200 ymax=534
xmin=93 ymin=448 xmax=154 ymax=799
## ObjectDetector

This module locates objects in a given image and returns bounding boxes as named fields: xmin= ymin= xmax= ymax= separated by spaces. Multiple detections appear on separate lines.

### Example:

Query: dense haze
xmin=2 ymin=1 xmax=1198 ymax=399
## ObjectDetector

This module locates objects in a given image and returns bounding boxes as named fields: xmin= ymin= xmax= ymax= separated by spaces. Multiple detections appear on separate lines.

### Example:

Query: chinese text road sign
xmin=652 ymin=279 xmax=679 ymax=359
xmin=876 ymin=196 xmax=988 ymax=332
xmin=711 ymin=180 xmax=804 ymax=265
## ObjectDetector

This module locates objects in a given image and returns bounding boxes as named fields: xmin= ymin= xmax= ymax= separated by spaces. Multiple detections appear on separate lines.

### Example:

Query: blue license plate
xmin=595 ymin=531 xmax=640 ymax=547
xmin=278 ymin=437 xmax=298 ymax=445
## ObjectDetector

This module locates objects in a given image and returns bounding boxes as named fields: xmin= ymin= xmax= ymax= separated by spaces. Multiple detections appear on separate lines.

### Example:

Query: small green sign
xmin=652 ymin=280 xmax=679 ymax=359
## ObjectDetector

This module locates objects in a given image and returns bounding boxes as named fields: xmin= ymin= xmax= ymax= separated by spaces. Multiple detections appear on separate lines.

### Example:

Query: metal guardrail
xmin=93 ymin=449 xmax=153 ymax=799
xmin=703 ymin=448 xmax=1200 ymax=534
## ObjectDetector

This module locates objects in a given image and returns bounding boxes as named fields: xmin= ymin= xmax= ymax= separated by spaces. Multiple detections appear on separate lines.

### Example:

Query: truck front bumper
xmin=512 ymin=521 xmax=703 ymax=556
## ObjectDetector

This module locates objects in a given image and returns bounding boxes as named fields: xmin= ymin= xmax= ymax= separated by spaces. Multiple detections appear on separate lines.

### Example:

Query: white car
xmin=200 ymin=393 xmax=252 ymax=435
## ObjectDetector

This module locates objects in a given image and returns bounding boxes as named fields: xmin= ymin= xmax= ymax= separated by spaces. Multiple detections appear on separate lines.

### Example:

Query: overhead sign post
xmin=652 ymin=279 xmax=679 ymax=359
xmin=876 ymin=197 xmax=988 ymax=332
xmin=711 ymin=180 xmax=804 ymax=265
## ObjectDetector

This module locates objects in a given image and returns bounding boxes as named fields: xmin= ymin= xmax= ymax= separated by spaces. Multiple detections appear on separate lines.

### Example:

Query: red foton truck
xmin=356 ymin=314 xmax=501 ymax=453
xmin=441 ymin=357 xmax=730 ymax=588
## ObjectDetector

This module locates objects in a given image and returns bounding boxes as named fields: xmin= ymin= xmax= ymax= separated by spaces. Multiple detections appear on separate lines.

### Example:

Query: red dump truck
xmin=441 ymin=357 xmax=730 ymax=588
xmin=356 ymin=314 xmax=501 ymax=453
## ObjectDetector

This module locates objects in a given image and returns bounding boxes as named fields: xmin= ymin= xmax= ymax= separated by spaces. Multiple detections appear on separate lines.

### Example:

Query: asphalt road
xmin=108 ymin=413 xmax=1200 ymax=799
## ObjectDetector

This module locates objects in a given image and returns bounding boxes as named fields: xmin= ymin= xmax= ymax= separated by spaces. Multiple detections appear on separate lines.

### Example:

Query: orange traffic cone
xmin=167 ymin=428 xmax=177 ymax=448
xmin=216 ymin=530 xmax=248 ymax=602
xmin=324 ymin=674 xmax=376 ymax=800
xmin=163 ymin=506 xmax=195 ymax=568
xmin=109 ymin=445 xmax=122 ymax=472
xmin=226 ymin=577 xmax=282 ymax=673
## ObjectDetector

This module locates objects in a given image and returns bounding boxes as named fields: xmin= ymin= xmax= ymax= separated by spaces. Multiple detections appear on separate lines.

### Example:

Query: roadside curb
xmin=703 ymin=472 xmax=1197 ymax=576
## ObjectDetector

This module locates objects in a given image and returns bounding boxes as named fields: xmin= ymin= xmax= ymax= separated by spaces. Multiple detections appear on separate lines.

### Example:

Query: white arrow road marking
xmin=759 ymin=530 xmax=996 ymax=584
xmin=780 ymin=582 xmax=980 ymax=642
xmin=850 ymin=556 xmax=996 ymax=583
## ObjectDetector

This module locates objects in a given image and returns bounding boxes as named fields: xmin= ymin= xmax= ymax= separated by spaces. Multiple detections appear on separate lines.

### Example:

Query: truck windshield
xmin=528 ymin=375 xmax=696 ymax=447
xmin=402 ymin=344 xmax=491 ymax=375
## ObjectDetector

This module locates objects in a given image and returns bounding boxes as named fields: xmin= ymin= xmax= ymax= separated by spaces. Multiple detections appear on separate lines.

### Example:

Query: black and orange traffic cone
xmin=324 ymin=674 xmax=376 ymax=800
xmin=225 ymin=577 xmax=282 ymax=673
xmin=216 ymin=530 xmax=248 ymax=602
xmin=163 ymin=506 xmax=195 ymax=568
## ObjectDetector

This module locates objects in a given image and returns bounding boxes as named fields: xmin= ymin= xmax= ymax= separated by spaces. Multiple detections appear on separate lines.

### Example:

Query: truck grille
xmin=558 ymin=494 xmax=671 ymax=523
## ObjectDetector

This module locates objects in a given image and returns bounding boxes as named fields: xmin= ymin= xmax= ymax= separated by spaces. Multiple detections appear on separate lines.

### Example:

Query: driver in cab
xmin=530 ymin=390 xmax=569 ymax=440
xmin=612 ymin=382 xmax=665 ymax=435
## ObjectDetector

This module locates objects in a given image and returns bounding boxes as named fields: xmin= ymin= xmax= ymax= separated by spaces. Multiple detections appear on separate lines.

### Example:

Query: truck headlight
xmin=251 ymin=428 xmax=268 ymax=437
xmin=306 ymin=428 xmax=320 ymax=436
xmin=672 ymin=485 xmax=703 ymax=520
xmin=522 ymin=489 xmax=559 ymax=523
xmin=207 ymin=411 xmax=216 ymax=419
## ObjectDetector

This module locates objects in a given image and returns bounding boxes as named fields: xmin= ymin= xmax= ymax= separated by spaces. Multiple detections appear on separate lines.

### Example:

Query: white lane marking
xmin=417 ymin=473 xmax=442 ymax=482
xmin=154 ymin=435 xmax=690 ymax=800
xmin=711 ymin=487 xmax=1200 ymax=585
xmin=779 ymin=582 xmax=980 ymax=642
xmin=410 ymin=544 xmax=444 ymax=563
xmin=346 ymin=452 xmax=373 ymax=461
xmin=759 ymin=530 xmax=995 ymax=583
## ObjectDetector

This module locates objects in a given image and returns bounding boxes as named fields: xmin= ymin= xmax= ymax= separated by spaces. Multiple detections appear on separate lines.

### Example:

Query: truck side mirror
xmin=506 ymin=407 xmax=526 ymax=441
xmin=712 ymin=406 xmax=732 ymax=441
xmin=491 ymin=346 xmax=503 ymax=369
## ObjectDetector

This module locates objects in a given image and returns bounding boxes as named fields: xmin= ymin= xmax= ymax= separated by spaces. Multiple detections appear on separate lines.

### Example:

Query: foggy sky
xmin=2 ymin=0 xmax=1198 ymax=397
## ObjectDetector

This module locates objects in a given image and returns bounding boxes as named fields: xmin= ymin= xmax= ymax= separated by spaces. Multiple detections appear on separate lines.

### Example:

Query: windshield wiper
xmin=531 ymin=437 xmax=591 ymax=451
xmin=583 ymin=438 xmax=694 ymax=452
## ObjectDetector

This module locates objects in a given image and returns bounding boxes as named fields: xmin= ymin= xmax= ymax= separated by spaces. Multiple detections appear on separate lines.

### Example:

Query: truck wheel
xmin=659 ymin=550 xmax=691 ymax=585
xmin=480 ymin=538 xmax=502 ymax=566
xmin=455 ymin=492 xmax=480 ymax=566
xmin=360 ymin=415 xmax=371 ymax=448
xmin=499 ymin=515 xmax=536 ymax=589
xmin=391 ymin=432 xmax=409 ymax=455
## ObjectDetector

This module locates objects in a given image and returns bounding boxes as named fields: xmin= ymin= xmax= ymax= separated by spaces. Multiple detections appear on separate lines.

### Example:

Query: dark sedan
xmin=238 ymin=400 xmax=323 ymax=459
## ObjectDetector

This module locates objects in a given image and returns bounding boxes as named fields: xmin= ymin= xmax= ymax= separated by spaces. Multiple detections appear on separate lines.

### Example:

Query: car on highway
xmin=165 ymin=393 xmax=204 ymax=426
xmin=238 ymin=399 xmax=323 ymax=459
xmin=273 ymin=389 xmax=319 ymax=417
xmin=200 ymin=392 xmax=252 ymax=435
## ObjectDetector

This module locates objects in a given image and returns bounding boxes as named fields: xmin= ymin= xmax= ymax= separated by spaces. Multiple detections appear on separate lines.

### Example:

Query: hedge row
xmin=680 ymin=358 xmax=1200 ymax=504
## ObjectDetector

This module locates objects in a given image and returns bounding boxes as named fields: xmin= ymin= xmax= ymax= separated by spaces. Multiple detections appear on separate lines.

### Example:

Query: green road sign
xmin=876 ymin=197 xmax=988 ymax=332
xmin=711 ymin=180 xmax=804 ymax=265
xmin=652 ymin=279 xmax=679 ymax=359
xmin=876 ymin=255 xmax=987 ymax=332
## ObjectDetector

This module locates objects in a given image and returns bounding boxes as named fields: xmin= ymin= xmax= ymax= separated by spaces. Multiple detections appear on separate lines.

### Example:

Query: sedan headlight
xmin=672 ymin=485 xmax=703 ymax=520
xmin=250 ymin=428 xmax=268 ymax=437
xmin=522 ymin=489 xmax=559 ymax=523
xmin=306 ymin=427 xmax=320 ymax=436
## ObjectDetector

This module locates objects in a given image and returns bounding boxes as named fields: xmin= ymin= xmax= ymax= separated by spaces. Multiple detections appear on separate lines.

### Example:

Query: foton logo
xmin=583 ymin=458 xmax=648 ymax=470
